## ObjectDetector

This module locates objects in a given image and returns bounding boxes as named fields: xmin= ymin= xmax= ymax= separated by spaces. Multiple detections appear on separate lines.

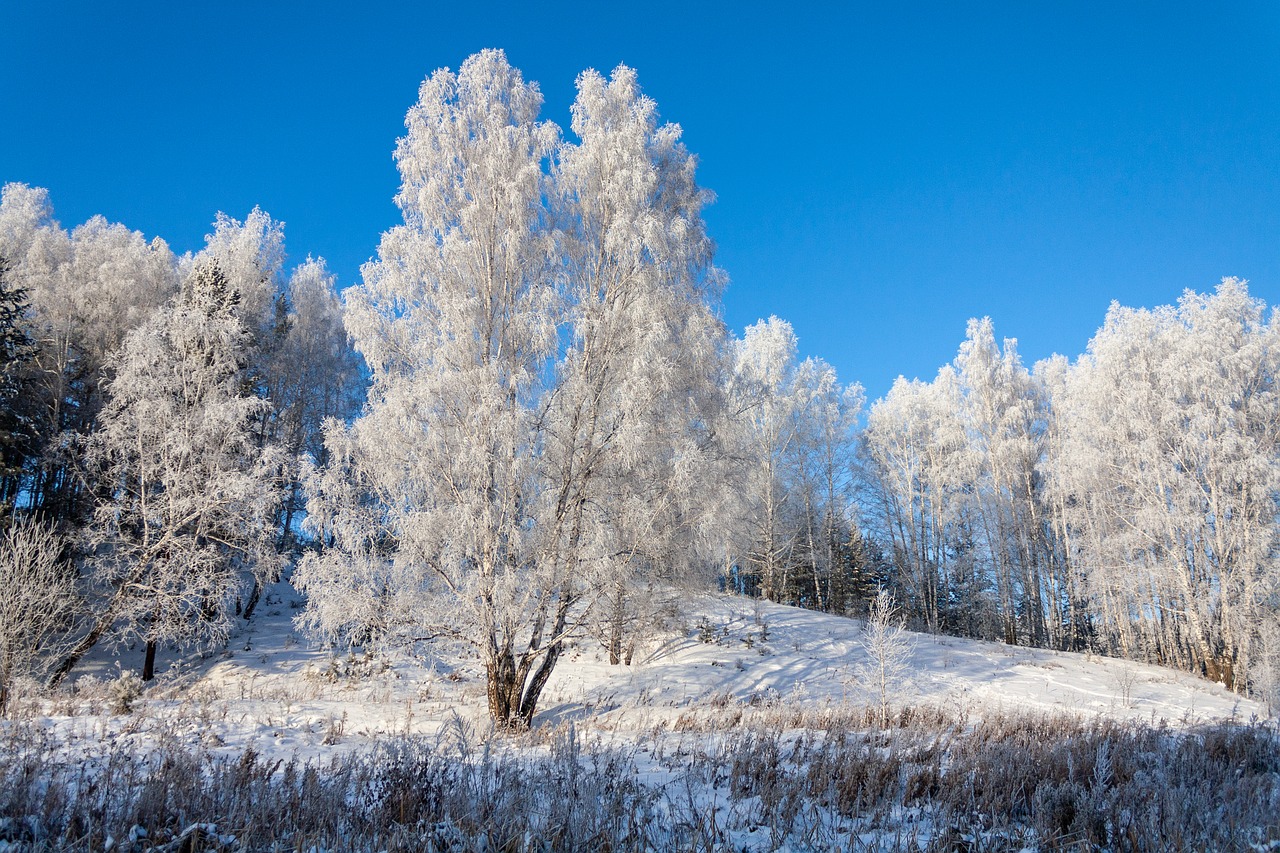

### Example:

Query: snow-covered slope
xmin=11 ymin=583 xmax=1272 ymax=852
xmin=48 ymin=581 xmax=1260 ymax=767
xmin=545 ymin=594 xmax=1256 ymax=726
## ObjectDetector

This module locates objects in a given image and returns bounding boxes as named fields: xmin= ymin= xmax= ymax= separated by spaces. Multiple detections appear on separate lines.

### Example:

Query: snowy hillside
xmin=48 ymin=580 xmax=1259 ymax=761
xmin=4 ymin=582 xmax=1275 ymax=852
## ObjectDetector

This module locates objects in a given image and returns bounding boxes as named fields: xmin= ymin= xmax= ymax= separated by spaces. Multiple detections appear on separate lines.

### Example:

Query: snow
xmin=544 ymin=594 xmax=1254 ymax=728
xmin=6 ymin=579 xmax=1269 ymax=852
xmin=41 ymin=579 xmax=1259 ymax=769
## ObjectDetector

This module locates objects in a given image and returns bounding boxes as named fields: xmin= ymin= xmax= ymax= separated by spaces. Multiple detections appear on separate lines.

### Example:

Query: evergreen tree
xmin=0 ymin=256 xmax=36 ymax=519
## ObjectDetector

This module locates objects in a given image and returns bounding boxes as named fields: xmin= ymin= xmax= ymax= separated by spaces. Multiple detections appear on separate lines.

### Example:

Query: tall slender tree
xmin=728 ymin=317 xmax=809 ymax=602
xmin=297 ymin=51 xmax=726 ymax=727
xmin=262 ymin=257 xmax=365 ymax=551
xmin=553 ymin=64 xmax=725 ymax=665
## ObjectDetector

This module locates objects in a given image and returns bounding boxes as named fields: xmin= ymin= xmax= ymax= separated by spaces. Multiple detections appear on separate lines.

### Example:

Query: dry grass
xmin=0 ymin=702 xmax=1276 ymax=851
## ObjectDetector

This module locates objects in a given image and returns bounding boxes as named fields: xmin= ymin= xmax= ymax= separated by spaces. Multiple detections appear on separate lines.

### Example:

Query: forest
xmin=1 ymin=49 xmax=1278 ymax=731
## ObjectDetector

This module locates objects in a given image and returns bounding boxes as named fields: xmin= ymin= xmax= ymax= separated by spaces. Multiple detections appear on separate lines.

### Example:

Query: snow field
xmin=2 ymin=582 xmax=1274 ymax=851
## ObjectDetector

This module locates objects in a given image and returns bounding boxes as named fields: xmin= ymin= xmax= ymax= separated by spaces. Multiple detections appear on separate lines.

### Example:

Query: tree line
xmin=861 ymin=287 xmax=1280 ymax=699
xmin=0 ymin=49 xmax=1276 ymax=723
xmin=0 ymin=187 xmax=364 ymax=703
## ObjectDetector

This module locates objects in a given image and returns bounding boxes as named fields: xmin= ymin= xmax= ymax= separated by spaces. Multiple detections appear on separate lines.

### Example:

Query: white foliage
xmin=0 ymin=184 xmax=70 ymax=301
xmin=855 ymin=587 xmax=914 ymax=726
xmin=863 ymin=366 xmax=973 ymax=630
xmin=88 ymin=261 xmax=284 ymax=656
xmin=728 ymin=318 xmax=807 ymax=598
xmin=0 ymin=184 xmax=179 ymax=419
xmin=262 ymin=257 xmax=366 ymax=544
xmin=553 ymin=63 xmax=726 ymax=662
xmin=0 ymin=519 xmax=83 ymax=711
xmin=1044 ymin=278 xmax=1280 ymax=688
xmin=193 ymin=207 xmax=286 ymax=339
xmin=297 ymin=51 xmax=726 ymax=724
xmin=725 ymin=317 xmax=863 ymax=606
xmin=0 ymin=183 xmax=181 ymax=524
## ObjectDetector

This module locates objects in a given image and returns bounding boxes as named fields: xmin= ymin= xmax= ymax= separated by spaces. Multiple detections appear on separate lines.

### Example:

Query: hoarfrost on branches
xmin=81 ymin=261 xmax=284 ymax=681
xmin=296 ymin=51 xmax=727 ymax=727
xmin=0 ymin=519 xmax=83 ymax=711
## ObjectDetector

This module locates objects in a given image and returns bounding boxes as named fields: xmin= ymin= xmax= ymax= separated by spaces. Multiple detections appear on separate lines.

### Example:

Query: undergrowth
xmin=0 ymin=705 xmax=1277 ymax=851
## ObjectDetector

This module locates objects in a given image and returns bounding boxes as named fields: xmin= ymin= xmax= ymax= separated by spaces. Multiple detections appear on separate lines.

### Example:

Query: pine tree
xmin=0 ymin=256 xmax=36 ymax=519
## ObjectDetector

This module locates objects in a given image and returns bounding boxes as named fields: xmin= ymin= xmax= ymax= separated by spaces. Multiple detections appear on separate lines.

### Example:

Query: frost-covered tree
xmin=303 ymin=50 xmax=562 ymax=727
xmin=0 ymin=185 xmax=179 ymax=523
xmin=75 ymin=261 xmax=283 ymax=681
xmin=952 ymin=319 xmax=1061 ymax=646
xmin=0 ymin=256 xmax=37 ymax=518
xmin=553 ymin=64 xmax=725 ymax=665
xmin=297 ymin=51 xmax=725 ymax=727
xmin=726 ymin=318 xmax=863 ymax=608
xmin=728 ymin=317 xmax=809 ymax=601
xmin=855 ymin=587 xmax=913 ymax=726
xmin=862 ymin=319 xmax=1069 ymax=643
xmin=261 ymin=257 xmax=365 ymax=551
xmin=1044 ymin=279 xmax=1280 ymax=689
xmin=0 ymin=519 xmax=82 ymax=712
xmin=193 ymin=207 xmax=287 ymax=345
xmin=790 ymin=359 xmax=864 ymax=612
xmin=191 ymin=208 xmax=289 ymax=457
xmin=0 ymin=185 xmax=73 ymax=519
xmin=0 ymin=187 xmax=352 ymax=678
xmin=862 ymin=367 xmax=977 ymax=633
xmin=0 ymin=185 xmax=69 ymax=310
xmin=193 ymin=212 xmax=364 ymax=556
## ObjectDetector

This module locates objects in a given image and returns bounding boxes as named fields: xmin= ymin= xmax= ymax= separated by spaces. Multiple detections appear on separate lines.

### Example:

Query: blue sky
xmin=3 ymin=2 xmax=1277 ymax=401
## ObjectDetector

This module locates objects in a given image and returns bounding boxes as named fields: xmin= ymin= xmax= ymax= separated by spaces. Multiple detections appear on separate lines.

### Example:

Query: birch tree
xmin=0 ymin=185 xmax=179 ymax=523
xmin=729 ymin=317 xmax=808 ymax=601
xmin=790 ymin=359 xmax=863 ymax=611
xmin=862 ymin=368 xmax=979 ymax=633
xmin=553 ymin=64 xmax=725 ymax=664
xmin=953 ymin=318 xmax=1059 ymax=645
xmin=297 ymin=52 xmax=726 ymax=727
xmin=855 ymin=587 xmax=913 ymax=726
xmin=261 ymin=257 xmax=365 ymax=551
xmin=1045 ymin=279 xmax=1280 ymax=689
xmin=0 ymin=520 xmax=82 ymax=712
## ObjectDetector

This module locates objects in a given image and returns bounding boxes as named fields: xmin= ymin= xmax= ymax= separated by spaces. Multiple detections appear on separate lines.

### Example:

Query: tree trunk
xmin=48 ymin=605 xmax=115 ymax=687
xmin=484 ymin=591 xmax=573 ymax=729
xmin=519 ymin=640 xmax=562 ymax=727
xmin=607 ymin=575 xmax=625 ymax=665
xmin=608 ymin=634 xmax=621 ymax=666
xmin=242 ymin=578 xmax=263 ymax=621
xmin=486 ymin=650 xmax=519 ymax=726
xmin=280 ymin=498 xmax=296 ymax=552
xmin=142 ymin=640 xmax=157 ymax=682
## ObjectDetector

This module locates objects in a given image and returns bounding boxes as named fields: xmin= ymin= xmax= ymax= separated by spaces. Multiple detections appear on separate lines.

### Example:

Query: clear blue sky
xmin=3 ymin=2 xmax=1277 ymax=402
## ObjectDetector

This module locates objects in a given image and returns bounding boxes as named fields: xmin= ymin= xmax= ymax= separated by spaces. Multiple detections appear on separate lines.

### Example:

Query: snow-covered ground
xmin=6 ymin=582 xmax=1272 ymax=852
xmin=40 ymin=580 xmax=1259 ymax=767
